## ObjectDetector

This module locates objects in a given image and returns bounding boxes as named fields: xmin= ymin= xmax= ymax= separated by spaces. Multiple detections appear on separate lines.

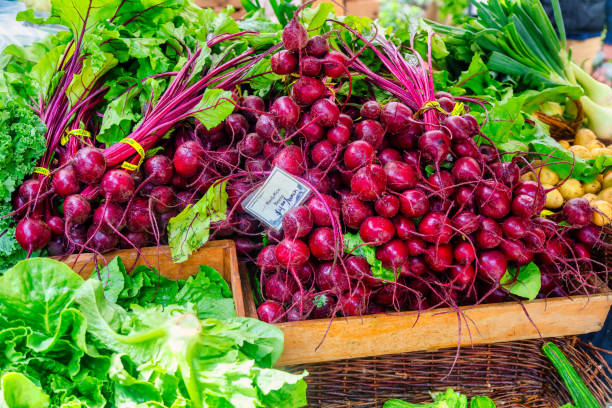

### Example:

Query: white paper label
xmin=242 ymin=167 xmax=311 ymax=230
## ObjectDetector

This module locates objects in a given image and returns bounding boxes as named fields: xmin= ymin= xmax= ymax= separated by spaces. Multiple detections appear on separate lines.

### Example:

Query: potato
xmin=558 ymin=178 xmax=584 ymax=200
xmin=590 ymin=147 xmax=612 ymax=157
xmin=585 ymin=140 xmax=606 ymax=151
xmin=603 ymin=172 xmax=612 ymax=189
xmin=597 ymin=174 xmax=604 ymax=183
xmin=598 ymin=187 xmax=612 ymax=204
xmin=591 ymin=200 xmax=612 ymax=226
xmin=559 ymin=140 xmax=571 ymax=149
xmin=583 ymin=179 xmax=602 ymax=194
xmin=568 ymin=145 xmax=591 ymax=159
xmin=583 ymin=193 xmax=598 ymax=203
xmin=536 ymin=167 xmax=559 ymax=185
xmin=520 ymin=172 xmax=536 ymax=182
xmin=544 ymin=187 xmax=564 ymax=209
xmin=575 ymin=128 xmax=597 ymax=146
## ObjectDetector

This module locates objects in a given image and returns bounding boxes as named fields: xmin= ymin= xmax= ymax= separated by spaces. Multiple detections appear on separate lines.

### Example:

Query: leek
xmin=431 ymin=0 xmax=612 ymax=139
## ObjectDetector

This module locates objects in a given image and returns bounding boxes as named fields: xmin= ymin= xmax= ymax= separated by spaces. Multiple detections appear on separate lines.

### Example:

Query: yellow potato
xmin=544 ymin=187 xmax=564 ymax=209
xmin=520 ymin=172 xmax=536 ymax=182
xmin=598 ymin=187 xmax=612 ymax=204
xmin=558 ymin=140 xmax=571 ymax=149
xmin=585 ymin=140 xmax=606 ymax=151
xmin=568 ymin=145 xmax=592 ymax=159
xmin=583 ymin=179 xmax=602 ymax=194
xmin=590 ymin=147 xmax=612 ymax=157
xmin=591 ymin=200 xmax=612 ymax=226
xmin=583 ymin=193 xmax=598 ymax=203
xmin=536 ymin=167 xmax=559 ymax=185
xmin=603 ymin=172 xmax=612 ymax=189
xmin=597 ymin=174 xmax=604 ymax=183
xmin=575 ymin=128 xmax=597 ymax=146
xmin=558 ymin=178 xmax=584 ymax=200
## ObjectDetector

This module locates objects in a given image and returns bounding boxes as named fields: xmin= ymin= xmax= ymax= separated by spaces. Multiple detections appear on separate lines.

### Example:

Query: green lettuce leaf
xmin=0 ymin=372 xmax=50 ymax=408
xmin=343 ymin=232 xmax=395 ymax=281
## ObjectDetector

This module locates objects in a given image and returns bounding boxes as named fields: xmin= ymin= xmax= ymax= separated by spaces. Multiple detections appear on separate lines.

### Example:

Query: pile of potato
xmin=522 ymin=160 xmax=612 ymax=227
xmin=559 ymin=128 xmax=612 ymax=159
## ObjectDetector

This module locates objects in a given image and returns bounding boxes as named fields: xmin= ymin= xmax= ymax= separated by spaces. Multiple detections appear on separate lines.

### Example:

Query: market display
xmin=0 ymin=0 xmax=610 ymax=406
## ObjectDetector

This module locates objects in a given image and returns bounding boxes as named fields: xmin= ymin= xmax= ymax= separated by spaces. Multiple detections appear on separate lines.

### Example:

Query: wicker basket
xmin=287 ymin=337 xmax=612 ymax=408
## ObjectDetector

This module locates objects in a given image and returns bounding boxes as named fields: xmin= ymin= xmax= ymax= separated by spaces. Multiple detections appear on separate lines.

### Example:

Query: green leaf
xmin=91 ymin=257 xmax=127 ymax=303
xmin=255 ymin=368 xmax=308 ymax=408
xmin=47 ymin=0 xmax=117 ymax=38
xmin=0 ymin=258 xmax=84 ymax=335
xmin=500 ymin=262 xmax=541 ymax=300
xmin=168 ymin=180 xmax=228 ymax=263
xmin=191 ymin=89 xmax=235 ymax=130
xmin=175 ymin=265 xmax=235 ymax=320
xmin=343 ymin=233 xmax=395 ymax=282
xmin=302 ymin=3 xmax=334 ymax=34
xmin=469 ymin=396 xmax=497 ymax=408
xmin=0 ymin=372 xmax=50 ymax=408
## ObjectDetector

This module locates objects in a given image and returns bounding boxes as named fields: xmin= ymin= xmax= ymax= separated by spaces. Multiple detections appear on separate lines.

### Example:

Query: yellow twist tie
xmin=121 ymin=161 xmax=139 ymax=171
xmin=33 ymin=167 xmax=50 ymax=176
xmin=415 ymin=100 xmax=465 ymax=118
xmin=61 ymin=128 xmax=91 ymax=146
xmin=119 ymin=138 xmax=146 ymax=170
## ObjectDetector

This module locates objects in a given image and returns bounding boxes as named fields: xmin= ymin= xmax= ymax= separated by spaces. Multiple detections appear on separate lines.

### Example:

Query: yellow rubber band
xmin=415 ymin=100 xmax=465 ymax=118
xmin=33 ymin=167 xmax=50 ymax=176
xmin=61 ymin=128 xmax=91 ymax=146
xmin=121 ymin=161 xmax=139 ymax=171
xmin=119 ymin=138 xmax=146 ymax=167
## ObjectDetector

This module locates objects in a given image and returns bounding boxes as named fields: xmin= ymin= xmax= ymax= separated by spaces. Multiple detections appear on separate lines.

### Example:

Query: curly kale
xmin=0 ymin=97 xmax=46 ymax=271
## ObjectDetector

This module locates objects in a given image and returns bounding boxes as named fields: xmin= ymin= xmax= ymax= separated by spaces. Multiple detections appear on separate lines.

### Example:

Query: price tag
xmin=242 ymin=167 xmax=311 ymax=230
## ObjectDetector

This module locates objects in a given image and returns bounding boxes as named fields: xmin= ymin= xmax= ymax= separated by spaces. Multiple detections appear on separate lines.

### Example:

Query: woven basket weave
xmin=287 ymin=337 xmax=612 ymax=408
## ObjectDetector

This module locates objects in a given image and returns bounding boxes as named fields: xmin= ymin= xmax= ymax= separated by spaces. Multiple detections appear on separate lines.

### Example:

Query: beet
xmin=311 ymin=98 xmax=340 ymax=127
xmin=257 ymin=245 xmax=279 ymax=273
xmin=73 ymin=147 xmax=106 ymax=184
xmin=271 ymin=96 xmax=301 ymax=129
xmin=381 ymin=101 xmax=413 ymax=134
xmin=292 ymin=77 xmax=326 ymax=106
xmin=173 ymin=141 xmax=204 ymax=178
xmin=350 ymin=164 xmax=386 ymax=201
xmin=257 ymin=301 xmax=286 ymax=323
xmin=308 ymin=227 xmax=336 ymax=260
xmin=384 ymin=161 xmax=418 ymax=191
xmin=359 ymin=216 xmax=395 ymax=246
xmin=322 ymin=51 xmax=347 ymax=78
xmin=52 ymin=166 xmax=80 ymax=197
xmin=273 ymin=145 xmax=304 ymax=176
xmin=342 ymin=195 xmax=373 ymax=229
xmin=275 ymin=239 xmax=310 ymax=267
xmin=15 ymin=218 xmax=51 ymax=252
xmin=354 ymin=120 xmax=384 ymax=149
xmin=399 ymin=189 xmax=429 ymax=218
xmin=374 ymin=195 xmax=400 ymax=218
xmin=316 ymin=262 xmax=350 ymax=292
xmin=282 ymin=206 xmax=313 ymax=238
xmin=306 ymin=194 xmax=340 ymax=226
xmin=297 ymin=112 xmax=324 ymax=143
xmin=344 ymin=140 xmax=375 ymax=170
xmin=282 ymin=18 xmax=308 ymax=52
xmin=305 ymin=35 xmax=329 ymax=57
xmin=271 ymin=50 xmax=298 ymax=75
xmin=312 ymin=294 xmax=336 ymax=318
xmin=265 ymin=272 xmax=298 ymax=304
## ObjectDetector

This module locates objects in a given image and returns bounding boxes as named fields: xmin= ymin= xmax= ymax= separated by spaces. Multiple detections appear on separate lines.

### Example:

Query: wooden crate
xmin=240 ymin=268 xmax=611 ymax=366
xmin=61 ymin=240 xmax=246 ymax=317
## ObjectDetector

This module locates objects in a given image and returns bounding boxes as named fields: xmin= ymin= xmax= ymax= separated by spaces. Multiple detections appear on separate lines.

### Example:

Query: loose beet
xmin=449 ymin=264 xmax=475 ymax=289
xmin=150 ymin=186 xmax=176 ymax=213
xmin=101 ymin=169 xmax=135 ymax=203
xmin=374 ymin=195 xmax=400 ymax=218
xmin=256 ymin=114 xmax=280 ymax=140
xmin=308 ymin=227 xmax=336 ymax=260
xmin=73 ymin=147 xmax=106 ymax=184
xmin=52 ymin=166 xmax=79 ymax=197
xmin=306 ymin=194 xmax=340 ymax=226
xmin=173 ymin=141 xmax=204 ymax=178
xmin=306 ymin=35 xmax=329 ymax=57
xmin=477 ymin=250 xmax=507 ymax=283
xmin=419 ymin=212 xmax=453 ymax=244
xmin=297 ymin=113 xmax=324 ymax=143
xmin=322 ymin=51 xmax=347 ymax=78
xmin=354 ymin=120 xmax=384 ymax=149
xmin=452 ymin=157 xmax=481 ymax=182
xmin=271 ymin=96 xmax=301 ymax=129
xmin=273 ymin=145 xmax=304 ymax=176
xmin=304 ymin=168 xmax=332 ymax=194
xmin=312 ymin=294 xmax=336 ymax=318
xmin=399 ymin=189 xmax=429 ymax=218
xmin=344 ymin=140 xmax=375 ymax=170
xmin=126 ymin=198 xmax=150 ymax=233
xmin=316 ymin=262 xmax=350 ymax=292
xmin=384 ymin=161 xmax=418 ymax=191
xmin=502 ymin=216 xmax=528 ymax=240
xmin=424 ymin=244 xmax=453 ymax=272
xmin=241 ymin=95 xmax=265 ymax=123
xmin=443 ymin=115 xmax=471 ymax=139
xmin=563 ymin=198 xmax=593 ymax=227
xmin=311 ymin=98 xmax=339 ymax=127
xmin=394 ymin=215 xmax=416 ymax=240
xmin=265 ymin=272 xmax=298 ymax=303
xmin=381 ymin=101 xmax=413 ymax=134
xmin=87 ymin=226 xmax=118 ymax=253
xmin=378 ymin=148 xmax=402 ymax=165
xmin=47 ymin=216 xmax=64 ymax=236
xmin=327 ymin=124 xmax=351 ymax=145
xmin=224 ymin=113 xmax=248 ymax=138
xmin=361 ymin=101 xmax=381 ymax=119
xmin=311 ymin=140 xmax=335 ymax=168
xmin=282 ymin=17 xmax=308 ymax=52
xmin=63 ymin=194 xmax=91 ymax=224
xmin=282 ymin=206 xmax=313 ymax=238
xmin=292 ymin=77 xmax=326 ymax=106
xmin=350 ymin=164 xmax=386 ymax=201
xmin=257 ymin=245 xmax=279 ymax=273
xmin=275 ymin=239 xmax=310 ymax=267
xmin=257 ymin=301 xmax=286 ymax=323
xmin=15 ymin=218 xmax=51 ymax=252
xmin=452 ymin=211 xmax=480 ymax=235
xmin=376 ymin=239 xmax=409 ymax=268
xmin=475 ymin=217 xmax=502 ymax=249
xmin=359 ymin=216 xmax=395 ymax=245
xmin=453 ymin=242 xmax=475 ymax=264
xmin=271 ymin=50 xmax=298 ymax=75
xmin=346 ymin=255 xmax=382 ymax=287
xmin=144 ymin=155 xmax=173 ymax=186
xmin=342 ymin=195 xmax=373 ymax=229
xmin=340 ymin=289 xmax=367 ymax=316
xmin=93 ymin=202 xmax=126 ymax=233
xmin=238 ymin=133 xmax=264 ymax=156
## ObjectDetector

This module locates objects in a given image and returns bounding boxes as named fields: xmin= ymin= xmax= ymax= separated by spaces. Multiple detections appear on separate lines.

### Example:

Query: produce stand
xmin=1 ymin=0 xmax=612 ymax=407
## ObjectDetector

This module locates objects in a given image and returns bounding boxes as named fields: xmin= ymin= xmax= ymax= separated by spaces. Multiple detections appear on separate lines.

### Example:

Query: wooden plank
xmin=58 ymin=240 xmax=246 ymax=317
xmin=274 ymin=294 xmax=611 ymax=366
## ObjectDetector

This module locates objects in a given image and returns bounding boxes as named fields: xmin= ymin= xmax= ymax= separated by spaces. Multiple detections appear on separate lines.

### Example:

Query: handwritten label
xmin=243 ymin=167 xmax=311 ymax=230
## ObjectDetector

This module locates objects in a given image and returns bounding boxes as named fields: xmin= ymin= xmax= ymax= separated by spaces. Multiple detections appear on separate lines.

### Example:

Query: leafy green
xmin=500 ymin=262 xmax=541 ymax=301
xmin=168 ymin=181 xmax=229 ymax=263
xmin=191 ymin=89 xmax=235 ymax=130
xmin=0 ymin=257 xmax=307 ymax=408
xmin=384 ymin=388 xmax=494 ymax=408
xmin=343 ymin=232 xmax=395 ymax=281
xmin=0 ymin=96 xmax=47 ymax=271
